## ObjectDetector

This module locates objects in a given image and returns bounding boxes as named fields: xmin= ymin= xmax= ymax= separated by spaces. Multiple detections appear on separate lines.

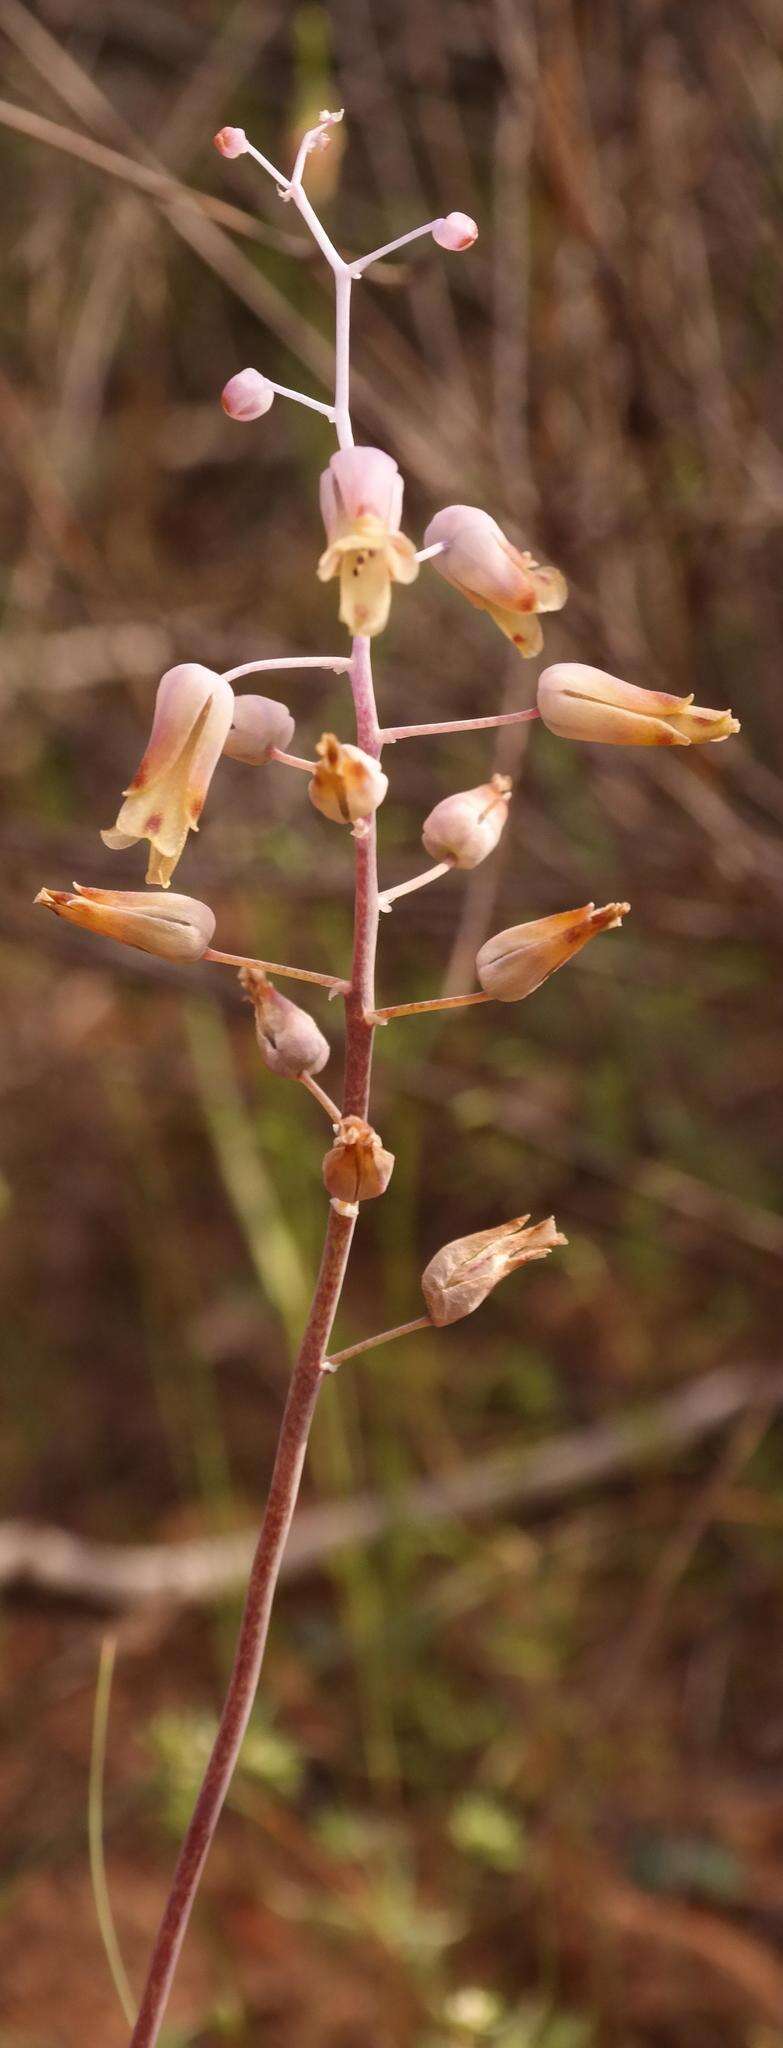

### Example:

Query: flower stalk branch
xmin=203 ymin=948 xmax=348 ymax=993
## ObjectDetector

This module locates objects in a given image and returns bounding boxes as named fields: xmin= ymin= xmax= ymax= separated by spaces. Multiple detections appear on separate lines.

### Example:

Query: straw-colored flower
xmin=422 ymin=1215 xmax=566 ymax=1326
xmin=309 ymin=733 xmax=388 ymax=827
xmin=537 ymin=663 xmax=740 ymax=747
xmin=422 ymin=774 xmax=512 ymax=869
xmin=102 ymin=664 xmax=234 ymax=887
xmin=322 ymin=1116 xmax=395 ymax=1209
xmin=318 ymin=446 xmax=418 ymax=636
xmin=423 ymin=505 xmax=567 ymax=656
xmin=34 ymin=884 xmax=215 ymax=962
xmin=239 ymin=968 xmax=329 ymax=1079
xmin=224 ymin=694 xmax=295 ymax=764
xmin=476 ymin=902 xmax=629 ymax=1002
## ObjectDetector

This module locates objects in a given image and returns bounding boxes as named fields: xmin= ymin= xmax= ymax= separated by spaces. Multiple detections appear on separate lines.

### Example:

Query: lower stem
xmin=129 ymin=637 xmax=380 ymax=2048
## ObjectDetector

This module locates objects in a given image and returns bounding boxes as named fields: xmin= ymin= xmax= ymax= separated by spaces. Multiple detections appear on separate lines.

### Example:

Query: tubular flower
xmin=102 ymin=664 xmax=234 ymax=887
xmin=322 ymin=1116 xmax=395 ymax=1212
xmin=239 ymin=968 xmax=329 ymax=1079
xmin=537 ymin=663 xmax=740 ymax=747
xmin=476 ymin=902 xmax=629 ymax=1003
xmin=423 ymin=505 xmax=567 ymax=656
xmin=223 ymin=694 xmax=295 ymax=764
xmin=422 ymin=1215 xmax=567 ymax=1327
xmin=318 ymin=446 xmax=418 ymax=636
xmin=422 ymin=774 xmax=512 ymax=869
xmin=309 ymin=732 xmax=388 ymax=827
xmin=34 ymin=883 xmax=215 ymax=962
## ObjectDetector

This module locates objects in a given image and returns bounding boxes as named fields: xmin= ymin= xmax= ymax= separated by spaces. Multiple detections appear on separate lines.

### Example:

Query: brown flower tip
xmin=322 ymin=1115 xmax=395 ymax=1210
xmin=476 ymin=901 xmax=629 ymax=1003
xmin=421 ymin=1214 xmax=567 ymax=1326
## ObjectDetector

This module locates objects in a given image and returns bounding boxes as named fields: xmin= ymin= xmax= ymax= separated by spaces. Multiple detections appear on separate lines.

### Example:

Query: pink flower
xmin=223 ymin=695 xmax=295 ymax=764
xmin=432 ymin=212 xmax=478 ymax=251
xmin=423 ymin=505 xmax=567 ymax=657
xmin=422 ymin=1215 xmax=567 ymax=1326
xmin=101 ymin=664 xmax=234 ymax=887
xmin=34 ymin=884 xmax=215 ymax=961
xmin=318 ymin=446 xmax=418 ymax=636
xmin=537 ymin=664 xmax=740 ymax=747
xmin=221 ymin=369 xmax=275 ymax=421
xmin=422 ymin=774 xmax=512 ymax=869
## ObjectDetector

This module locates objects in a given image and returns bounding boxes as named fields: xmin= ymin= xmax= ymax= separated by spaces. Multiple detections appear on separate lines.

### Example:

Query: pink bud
xmin=221 ymin=369 xmax=275 ymax=422
xmin=421 ymin=775 xmax=511 ymax=869
xmin=432 ymin=212 xmax=478 ymax=252
xmin=214 ymin=126 xmax=247 ymax=158
xmin=223 ymin=695 xmax=295 ymax=765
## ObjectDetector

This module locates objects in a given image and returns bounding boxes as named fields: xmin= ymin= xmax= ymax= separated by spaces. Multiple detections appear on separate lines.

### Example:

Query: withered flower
xmin=422 ymin=774 xmax=511 ymax=869
xmin=239 ymin=968 xmax=329 ymax=1079
xmin=322 ymin=1116 xmax=395 ymax=1210
xmin=537 ymin=663 xmax=739 ymax=747
xmin=34 ymin=883 xmax=215 ymax=962
xmin=422 ymin=1215 xmax=566 ymax=1326
xmin=309 ymin=733 xmax=388 ymax=826
xmin=476 ymin=902 xmax=629 ymax=1002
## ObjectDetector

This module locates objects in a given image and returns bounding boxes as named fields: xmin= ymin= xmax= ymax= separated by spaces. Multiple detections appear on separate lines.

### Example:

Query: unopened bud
xmin=309 ymin=733 xmax=388 ymax=826
xmin=239 ymin=968 xmax=329 ymax=1078
xmin=537 ymin=663 xmax=740 ymax=748
xmin=422 ymin=1215 xmax=566 ymax=1327
xmin=432 ymin=212 xmax=478 ymax=251
xmin=422 ymin=774 xmax=511 ymax=869
xmin=322 ymin=1116 xmax=394 ymax=1209
xmin=476 ymin=902 xmax=629 ymax=1002
xmin=221 ymin=369 xmax=275 ymax=421
xmin=35 ymin=884 xmax=215 ymax=962
xmin=223 ymin=694 xmax=295 ymax=765
xmin=214 ymin=126 xmax=247 ymax=158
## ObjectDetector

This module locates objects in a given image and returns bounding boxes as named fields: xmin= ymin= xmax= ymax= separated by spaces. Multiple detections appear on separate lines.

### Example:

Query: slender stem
xmin=203 ymin=947 xmax=347 ymax=992
xmin=129 ymin=638 xmax=382 ymax=2048
xmin=326 ymin=1315 xmax=431 ymax=1368
xmin=268 ymin=380 xmax=335 ymax=420
xmin=369 ymin=990 xmax=494 ymax=1024
xmin=269 ymin=748 xmax=316 ymax=772
xmin=299 ymin=1072 xmax=341 ymax=1123
xmin=350 ymin=220 xmax=439 ymax=277
xmin=221 ymin=656 xmax=351 ymax=684
xmin=381 ymin=708 xmax=540 ymax=743
xmin=414 ymin=540 xmax=447 ymax=563
xmin=379 ymin=861 xmax=452 ymax=912
xmin=243 ymin=138 xmax=288 ymax=189
xmin=334 ymin=269 xmax=353 ymax=449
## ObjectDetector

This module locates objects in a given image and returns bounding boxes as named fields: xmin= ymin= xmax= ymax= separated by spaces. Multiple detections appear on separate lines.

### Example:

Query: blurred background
xmin=2 ymin=2 xmax=783 ymax=2043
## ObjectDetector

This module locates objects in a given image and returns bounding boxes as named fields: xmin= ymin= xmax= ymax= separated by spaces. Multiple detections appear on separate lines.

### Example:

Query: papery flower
xmin=213 ymin=126 xmax=247 ymax=158
xmin=239 ymin=968 xmax=329 ymax=1078
xmin=322 ymin=1116 xmax=395 ymax=1208
xmin=422 ymin=1215 xmax=566 ymax=1326
xmin=422 ymin=505 xmax=567 ymax=656
xmin=476 ymin=902 xmax=629 ymax=1002
xmin=422 ymin=774 xmax=511 ymax=869
xmin=432 ymin=212 xmax=478 ymax=251
xmin=223 ymin=694 xmax=295 ymax=764
xmin=221 ymin=369 xmax=275 ymax=420
xmin=537 ymin=663 xmax=740 ymax=747
xmin=34 ymin=883 xmax=215 ymax=962
xmin=309 ymin=732 xmax=388 ymax=826
xmin=318 ymin=446 xmax=418 ymax=636
xmin=102 ymin=664 xmax=234 ymax=887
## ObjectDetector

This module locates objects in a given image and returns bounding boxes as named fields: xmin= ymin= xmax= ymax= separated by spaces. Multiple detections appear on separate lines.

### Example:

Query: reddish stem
xmin=128 ymin=636 xmax=380 ymax=2048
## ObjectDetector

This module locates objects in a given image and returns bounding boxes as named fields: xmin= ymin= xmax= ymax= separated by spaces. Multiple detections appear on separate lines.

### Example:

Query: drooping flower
xmin=318 ymin=446 xmax=418 ymax=636
xmin=422 ymin=774 xmax=512 ymax=869
xmin=309 ymin=733 xmax=388 ymax=827
xmin=101 ymin=664 xmax=234 ymax=887
xmin=322 ymin=1116 xmax=395 ymax=1209
xmin=422 ymin=505 xmax=567 ymax=656
xmin=239 ymin=968 xmax=329 ymax=1078
xmin=422 ymin=1215 xmax=566 ymax=1326
xmin=537 ymin=663 xmax=740 ymax=747
xmin=223 ymin=694 xmax=295 ymax=764
xmin=34 ymin=883 xmax=215 ymax=962
xmin=476 ymin=902 xmax=629 ymax=1002
xmin=221 ymin=369 xmax=275 ymax=420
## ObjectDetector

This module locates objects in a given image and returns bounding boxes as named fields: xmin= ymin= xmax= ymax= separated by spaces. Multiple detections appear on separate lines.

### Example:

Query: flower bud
xmin=239 ymin=968 xmax=329 ymax=1078
xmin=423 ymin=505 xmax=567 ymax=657
xmin=221 ymin=369 xmax=275 ymax=421
xmin=309 ymin=733 xmax=388 ymax=826
xmin=476 ymin=902 xmax=629 ymax=1002
xmin=432 ymin=212 xmax=478 ymax=251
xmin=422 ymin=774 xmax=511 ymax=869
xmin=223 ymin=694 xmax=295 ymax=764
xmin=35 ymin=884 xmax=215 ymax=962
xmin=322 ymin=1116 xmax=395 ymax=1208
xmin=537 ymin=663 xmax=740 ymax=748
xmin=422 ymin=1215 xmax=566 ymax=1326
xmin=214 ymin=126 xmax=247 ymax=158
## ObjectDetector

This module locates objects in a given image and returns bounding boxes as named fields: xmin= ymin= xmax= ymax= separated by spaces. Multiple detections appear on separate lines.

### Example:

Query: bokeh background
xmin=2 ymin=2 xmax=783 ymax=2043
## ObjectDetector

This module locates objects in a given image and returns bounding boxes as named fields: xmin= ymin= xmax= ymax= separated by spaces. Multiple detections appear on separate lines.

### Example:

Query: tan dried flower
xmin=309 ymin=733 xmax=388 ymax=827
xmin=422 ymin=1215 xmax=566 ymax=1326
xmin=239 ymin=969 xmax=329 ymax=1079
xmin=422 ymin=774 xmax=512 ymax=869
xmin=34 ymin=883 xmax=215 ymax=962
xmin=476 ymin=902 xmax=629 ymax=1002
xmin=322 ymin=1116 xmax=395 ymax=1210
